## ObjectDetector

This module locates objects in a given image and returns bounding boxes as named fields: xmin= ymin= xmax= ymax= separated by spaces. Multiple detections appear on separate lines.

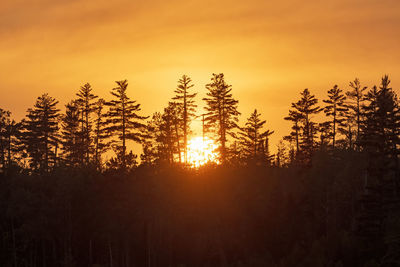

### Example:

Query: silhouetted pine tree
xmin=290 ymin=89 xmax=322 ymax=163
xmin=357 ymin=76 xmax=400 ymax=261
xmin=238 ymin=109 xmax=273 ymax=164
xmin=93 ymin=98 xmax=109 ymax=169
xmin=76 ymin=83 xmax=98 ymax=165
xmin=347 ymin=78 xmax=367 ymax=145
xmin=168 ymin=102 xmax=183 ymax=163
xmin=318 ymin=121 xmax=331 ymax=148
xmin=0 ymin=109 xmax=10 ymax=170
xmin=284 ymin=110 xmax=302 ymax=153
xmin=172 ymin=75 xmax=197 ymax=164
xmin=141 ymin=113 xmax=162 ymax=165
xmin=105 ymin=80 xmax=147 ymax=169
xmin=275 ymin=140 xmax=288 ymax=167
xmin=21 ymin=94 xmax=60 ymax=172
xmin=0 ymin=109 xmax=20 ymax=172
xmin=61 ymin=101 xmax=82 ymax=167
xmin=323 ymin=85 xmax=348 ymax=149
xmin=142 ymin=105 xmax=180 ymax=164
xmin=203 ymin=73 xmax=240 ymax=163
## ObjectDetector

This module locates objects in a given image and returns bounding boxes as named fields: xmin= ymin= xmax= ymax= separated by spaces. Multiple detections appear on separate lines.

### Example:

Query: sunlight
xmin=187 ymin=136 xmax=220 ymax=167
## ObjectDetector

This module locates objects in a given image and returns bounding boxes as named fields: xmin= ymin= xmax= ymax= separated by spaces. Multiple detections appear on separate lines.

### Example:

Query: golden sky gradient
xmin=1 ymin=0 xmax=400 ymax=150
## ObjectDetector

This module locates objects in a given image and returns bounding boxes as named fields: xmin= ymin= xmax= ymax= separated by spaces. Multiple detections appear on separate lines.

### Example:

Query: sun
xmin=186 ymin=136 xmax=220 ymax=167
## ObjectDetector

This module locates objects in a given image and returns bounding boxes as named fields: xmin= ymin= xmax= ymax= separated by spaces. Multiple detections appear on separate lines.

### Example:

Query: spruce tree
xmin=105 ymin=80 xmax=148 ymax=169
xmin=172 ymin=75 xmax=197 ymax=164
xmin=203 ymin=73 xmax=240 ymax=163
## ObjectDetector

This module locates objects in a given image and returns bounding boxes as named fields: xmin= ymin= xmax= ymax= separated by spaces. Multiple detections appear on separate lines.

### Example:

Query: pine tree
xmin=0 ymin=109 xmax=19 ymax=172
xmin=76 ymin=83 xmax=98 ymax=165
xmin=141 ymin=113 xmax=162 ymax=165
xmin=0 ymin=109 xmax=11 ymax=171
xmin=203 ymin=73 xmax=240 ymax=163
xmin=172 ymin=75 xmax=197 ymax=164
xmin=357 ymin=76 xmax=400 ymax=259
xmin=275 ymin=140 xmax=288 ymax=167
xmin=167 ymin=102 xmax=183 ymax=163
xmin=93 ymin=98 xmax=109 ymax=169
xmin=289 ymin=89 xmax=322 ymax=163
xmin=60 ymin=101 xmax=82 ymax=167
xmin=347 ymin=78 xmax=367 ymax=144
xmin=141 ymin=104 xmax=181 ymax=165
xmin=284 ymin=109 xmax=302 ymax=153
xmin=105 ymin=80 xmax=148 ymax=169
xmin=323 ymin=85 xmax=348 ymax=149
xmin=238 ymin=109 xmax=273 ymax=163
xmin=21 ymin=94 xmax=60 ymax=172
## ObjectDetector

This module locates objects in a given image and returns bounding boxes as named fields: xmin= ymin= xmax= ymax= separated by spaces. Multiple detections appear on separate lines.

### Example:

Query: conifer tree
xmin=93 ymin=98 xmax=109 ymax=169
xmin=141 ymin=104 xmax=181 ymax=165
xmin=0 ymin=109 xmax=11 ymax=171
xmin=21 ymin=94 xmax=60 ymax=172
xmin=238 ymin=109 xmax=274 ymax=163
xmin=167 ymin=102 xmax=183 ymax=163
xmin=347 ymin=78 xmax=367 ymax=143
xmin=323 ymin=85 xmax=348 ymax=149
xmin=141 ymin=113 xmax=163 ymax=165
xmin=275 ymin=140 xmax=287 ymax=167
xmin=284 ymin=110 xmax=302 ymax=153
xmin=289 ymin=89 xmax=322 ymax=162
xmin=105 ymin=80 xmax=148 ymax=169
xmin=172 ymin=75 xmax=197 ymax=163
xmin=76 ymin=83 xmax=98 ymax=164
xmin=203 ymin=73 xmax=240 ymax=163
xmin=0 ymin=109 xmax=19 ymax=171
xmin=357 ymin=76 xmax=400 ymax=258
xmin=61 ymin=101 xmax=82 ymax=166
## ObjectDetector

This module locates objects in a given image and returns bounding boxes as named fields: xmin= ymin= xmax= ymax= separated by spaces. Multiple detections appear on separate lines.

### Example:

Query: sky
xmin=0 ymin=0 xmax=400 ymax=152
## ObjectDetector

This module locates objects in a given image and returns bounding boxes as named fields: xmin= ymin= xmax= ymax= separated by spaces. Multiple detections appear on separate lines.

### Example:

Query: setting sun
xmin=186 ymin=136 xmax=220 ymax=167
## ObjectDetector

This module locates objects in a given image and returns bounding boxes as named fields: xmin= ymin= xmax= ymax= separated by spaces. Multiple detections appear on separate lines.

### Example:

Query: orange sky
xmin=1 ymin=0 xmax=400 ymax=152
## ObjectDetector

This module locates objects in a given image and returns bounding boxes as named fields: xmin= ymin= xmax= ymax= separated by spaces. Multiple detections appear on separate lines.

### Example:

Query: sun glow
xmin=187 ymin=136 xmax=220 ymax=167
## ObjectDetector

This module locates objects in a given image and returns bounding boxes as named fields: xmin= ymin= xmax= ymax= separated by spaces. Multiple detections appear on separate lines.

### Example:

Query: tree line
xmin=1 ymin=73 xmax=400 ymax=266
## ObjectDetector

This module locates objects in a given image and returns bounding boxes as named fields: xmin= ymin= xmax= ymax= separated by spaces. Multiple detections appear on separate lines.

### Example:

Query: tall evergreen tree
xmin=21 ymin=94 xmax=60 ymax=172
xmin=347 ymin=78 xmax=367 ymax=143
xmin=284 ymin=109 xmax=302 ymax=153
xmin=290 ymin=89 xmax=322 ymax=163
xmin=105 ymin=80 xmax=148 ymax=169
xmin=0 ymin=109 xmax=19 ymax=172
xmin=0 ymin=109 xmax=11 ymax=171
xmin=93 ymin=98 xmax=109 ymax=169
xmin=203 ymin=73 xmax=240 ymax=163
xmin=172 ymin=75 xmax=197 ymax=164
xmin=238 ymin=109 xmax=274 ymax=163
xmin=76 ymin=83 xmax=98 ymax=165
xmin=323 ymin=85 xmax=348 ymax=149
xmin=357 ymin=76 xmax=400 ymax=259
xmin=167 ymin=102 xmax=183 ymax=163
xmin=61 ymin=101 xmax=82 ymax=167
